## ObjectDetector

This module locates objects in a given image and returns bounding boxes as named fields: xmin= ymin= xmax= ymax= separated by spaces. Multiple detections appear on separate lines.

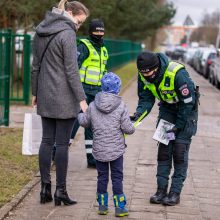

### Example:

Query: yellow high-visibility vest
xmin=139 ymin=61 xmax=184 ymax=104
xmin=79 ymin=39 xmax=108 ymax=86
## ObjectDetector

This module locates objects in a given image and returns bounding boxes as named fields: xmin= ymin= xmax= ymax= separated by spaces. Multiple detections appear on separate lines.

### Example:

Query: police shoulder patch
xmin=181 ymin=88 xmax=189 ymax=96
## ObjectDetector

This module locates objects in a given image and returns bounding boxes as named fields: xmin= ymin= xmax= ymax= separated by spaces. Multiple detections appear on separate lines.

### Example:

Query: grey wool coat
xmin=31 ymin=8 xmax=86 ymax=119
xmin=78 ymin=92 xmax=135 ymax=162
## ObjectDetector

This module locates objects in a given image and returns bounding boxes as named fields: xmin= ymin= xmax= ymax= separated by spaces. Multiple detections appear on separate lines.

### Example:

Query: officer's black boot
xmin=150 ymin=188 xmax=167 ymax=204
xmin=162 ymin=191 xmax=180 ymax=206
xmin=54 ymin=186 xmax=77 ymax=206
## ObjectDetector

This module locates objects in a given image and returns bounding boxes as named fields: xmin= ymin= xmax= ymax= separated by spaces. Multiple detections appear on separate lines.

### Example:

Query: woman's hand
xmin=80 ymin=100 xmax=88 ymax=112
xmin=32 ymin=96 xmax=37 ymax=107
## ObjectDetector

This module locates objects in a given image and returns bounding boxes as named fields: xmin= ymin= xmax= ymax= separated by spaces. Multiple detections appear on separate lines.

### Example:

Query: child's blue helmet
xmin=101 ymin=72 xmax=121 ymax=95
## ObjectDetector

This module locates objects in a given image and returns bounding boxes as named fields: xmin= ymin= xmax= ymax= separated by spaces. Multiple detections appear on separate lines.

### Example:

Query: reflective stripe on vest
xmin=79 ymin=39 xmax=108 ymax=86
xmin=139 ymin=61 xmax=184 ymax=104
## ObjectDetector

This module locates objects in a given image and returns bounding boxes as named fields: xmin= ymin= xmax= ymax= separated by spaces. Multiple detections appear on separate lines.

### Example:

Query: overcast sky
xmin=168 ymin=0 xmax=220 ymax=26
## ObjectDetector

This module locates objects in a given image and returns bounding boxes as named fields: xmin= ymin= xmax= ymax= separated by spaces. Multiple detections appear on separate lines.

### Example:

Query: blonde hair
xmin=58 ymin=0 xmax=89 ymax=17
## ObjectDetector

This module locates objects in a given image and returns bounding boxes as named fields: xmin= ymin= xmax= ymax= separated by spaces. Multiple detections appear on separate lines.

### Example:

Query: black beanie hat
xmin=89 ymin=19 xmax=105 ymax=34
xmin=136 ymin=51 xmax=160 ymax=73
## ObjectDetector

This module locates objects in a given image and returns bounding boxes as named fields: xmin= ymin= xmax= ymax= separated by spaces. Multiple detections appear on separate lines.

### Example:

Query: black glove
xmin=166 ymin=126 xmax=180 ymax=135
xmin=130 ymin=112 xmax=142 ymax=122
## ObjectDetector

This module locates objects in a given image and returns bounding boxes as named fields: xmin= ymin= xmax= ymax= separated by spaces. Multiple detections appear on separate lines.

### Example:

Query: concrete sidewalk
xmin=5 ymin=65 xmax=220 ymax=220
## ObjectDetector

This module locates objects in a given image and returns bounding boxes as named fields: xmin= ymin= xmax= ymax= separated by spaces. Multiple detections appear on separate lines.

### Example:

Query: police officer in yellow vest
xmin=70 ymin=19 xmax=109 ymax=168
xmin=131 ymin=51 xmax=199 ymax=206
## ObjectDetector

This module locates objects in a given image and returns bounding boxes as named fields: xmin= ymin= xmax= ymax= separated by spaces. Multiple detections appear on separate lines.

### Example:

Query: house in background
xmin=164 ymin=15 xmax=198 ymax=46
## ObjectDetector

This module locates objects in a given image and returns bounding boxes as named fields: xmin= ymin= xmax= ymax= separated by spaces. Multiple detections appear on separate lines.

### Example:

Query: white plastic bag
xmin=22 ymin=112 xmax=42 ymax=155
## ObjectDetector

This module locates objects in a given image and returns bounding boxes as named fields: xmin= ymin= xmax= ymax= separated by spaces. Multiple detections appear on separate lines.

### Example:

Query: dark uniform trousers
xmin=156 ymin=107 xmax=197 ymax=194
xmin=71 ymin=93 xmax=95 ymax=165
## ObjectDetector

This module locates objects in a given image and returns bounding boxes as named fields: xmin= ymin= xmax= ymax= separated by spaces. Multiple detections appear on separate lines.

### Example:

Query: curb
xmin=0 ymin=173 xmax=40 ymax=220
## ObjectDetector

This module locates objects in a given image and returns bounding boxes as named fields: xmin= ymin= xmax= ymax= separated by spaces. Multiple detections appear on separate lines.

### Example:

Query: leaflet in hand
xmin=153 ymin=119 xmax=175 ymax=145
xmin=133 ymin=121 xmax=142 ymax=128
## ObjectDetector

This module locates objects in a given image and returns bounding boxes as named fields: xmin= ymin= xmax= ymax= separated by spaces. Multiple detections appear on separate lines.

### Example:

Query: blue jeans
xmin=96 ymin=156 xmax=123 ymax=195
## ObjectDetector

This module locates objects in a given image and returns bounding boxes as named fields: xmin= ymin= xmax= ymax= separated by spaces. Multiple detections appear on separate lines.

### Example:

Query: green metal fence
xmin=11 ymin=34 xmax=31 ymax=104
xmin=0 ymin=32 xmax=11 ymax=126
xmin=0 ymin=31 xmax=31 ymax=125
xmin=105 ymin=38 xmax=142 ymax=70
xmin=0 ymin=31 xmax=31 ymax=104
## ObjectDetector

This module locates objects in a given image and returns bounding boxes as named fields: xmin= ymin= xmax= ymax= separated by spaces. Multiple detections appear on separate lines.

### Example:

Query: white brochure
xmin=153 ymin=119 xmax=175 ymax=145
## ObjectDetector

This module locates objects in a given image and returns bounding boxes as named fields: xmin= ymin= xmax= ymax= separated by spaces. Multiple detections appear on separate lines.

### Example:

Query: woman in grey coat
xmin=78 ymin=72 xmax=135 ymax=217
xmin=31 ymin=0 xmax=89 ymax=206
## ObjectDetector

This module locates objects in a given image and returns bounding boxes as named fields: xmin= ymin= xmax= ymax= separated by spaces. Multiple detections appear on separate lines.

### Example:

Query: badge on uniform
xmin=181 ymin=88 xmax=189 ymax=96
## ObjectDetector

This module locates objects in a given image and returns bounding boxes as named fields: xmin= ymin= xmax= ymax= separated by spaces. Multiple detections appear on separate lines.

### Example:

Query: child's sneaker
xmin=113 ymin=194 xmax=129 ymax=217
xmin=97 ymin=193 xmax=108 ymax=215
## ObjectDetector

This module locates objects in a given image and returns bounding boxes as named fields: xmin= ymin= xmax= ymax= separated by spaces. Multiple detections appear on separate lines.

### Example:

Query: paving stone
xmin=167 ymin=212 xmax=202 ymax=220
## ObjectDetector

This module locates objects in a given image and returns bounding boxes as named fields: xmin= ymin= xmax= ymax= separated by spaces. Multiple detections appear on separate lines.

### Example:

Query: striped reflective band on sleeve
xmin=183 ymin=97 xmax=193 ymax=103
xmin=85 ymin=140 xmax=93 ymax=145
xmin=86 ymin=148 xmax=93 ymax=154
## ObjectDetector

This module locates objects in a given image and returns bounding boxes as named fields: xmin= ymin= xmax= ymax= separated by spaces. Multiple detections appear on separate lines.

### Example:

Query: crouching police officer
xmin=131 ymin=51 xmax=199 ymax=206
xmin=70 ymin=19 xmax=109 ymax=168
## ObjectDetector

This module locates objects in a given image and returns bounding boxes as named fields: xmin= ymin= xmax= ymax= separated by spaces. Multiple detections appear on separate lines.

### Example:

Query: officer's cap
xmin=137 ymin=51 xmax=160 ymax=73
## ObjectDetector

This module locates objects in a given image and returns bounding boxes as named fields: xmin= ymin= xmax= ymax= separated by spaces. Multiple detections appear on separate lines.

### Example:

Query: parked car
xmin=209 ymin=52 xmax=220 ymax=89
xmin=15 ymin=30 xmax=35 ymax=52
xmin=200 ymin=50 xmax=217 ymax=78
xmin=191 ymin=48 xmax=202 ymax=71
xmin=15 ymin=36 xmax=24 ymax=52
xmin=170 ymin=47 xmax=186 ymax=61
xmin=191 ymin=47 xmax=214 ymax=74
xmin=182 ymin=47 xmax=197 ymax=65
xmin=165 ymin=45 xmax=175 ymax=57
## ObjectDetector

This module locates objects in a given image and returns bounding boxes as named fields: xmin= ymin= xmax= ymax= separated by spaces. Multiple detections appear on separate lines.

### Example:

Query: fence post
xmin=4 ymin=33 xmax=11 ymax=126
xmin=23 ymin=34 xmax=31 ymax=105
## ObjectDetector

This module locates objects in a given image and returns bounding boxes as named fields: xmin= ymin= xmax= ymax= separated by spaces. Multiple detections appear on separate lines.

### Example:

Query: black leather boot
xmin=162 ymin=191 xmax=180 ymax=206
xmin=150 ymin=188 xmax=167 ymax=204
xmin=40 ymin=182 xmax=53 ymax=204
xmin=54 ymin=187 xmax=77 ymax=206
